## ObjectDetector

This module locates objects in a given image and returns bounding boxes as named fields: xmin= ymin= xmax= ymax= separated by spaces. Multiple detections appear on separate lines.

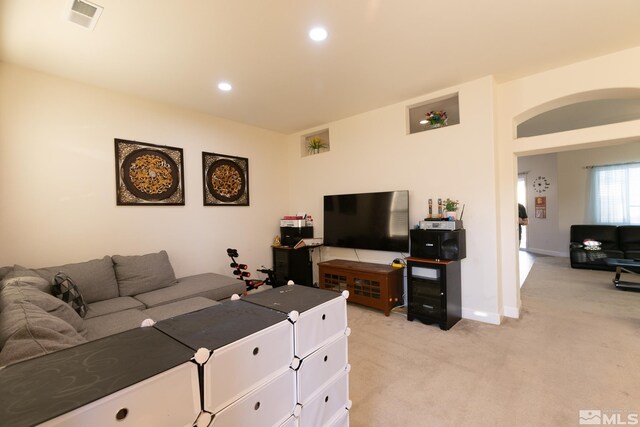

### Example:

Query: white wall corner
xmin=462 ymin=308 xmax=502 ymax=325
xmin=503 ymin=305 xmax=520 ymax=319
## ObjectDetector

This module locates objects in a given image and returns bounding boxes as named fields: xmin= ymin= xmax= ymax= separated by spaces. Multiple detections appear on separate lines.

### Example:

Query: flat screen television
xmin=323 ymin=190 xmax=409 ymax=252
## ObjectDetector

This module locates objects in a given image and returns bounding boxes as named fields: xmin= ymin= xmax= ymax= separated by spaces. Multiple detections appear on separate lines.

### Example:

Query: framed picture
xmin=202 ymin=152 xmax=249 ymax=206
xmin=535 ymin=196 xmax=546 ymax=219
xmin=114 ymin=139 xmax=185 ymax=205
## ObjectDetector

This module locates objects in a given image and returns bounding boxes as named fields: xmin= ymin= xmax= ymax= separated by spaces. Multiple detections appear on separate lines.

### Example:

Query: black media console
xmin=406 ymin=257 xmax=462 ymax=330
xmin=272 ymin=246 xmax=314 ymax=287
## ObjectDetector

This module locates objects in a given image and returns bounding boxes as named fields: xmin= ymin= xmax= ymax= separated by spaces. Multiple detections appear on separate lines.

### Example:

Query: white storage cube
xmin=242 ymin=285 xmax=348 ymax=360
xmin=205 ymin=320 xmax=294 ymax=414
xmin=326 ymin=409 xmax=350 ymax=427
xmin=295 ymin=296 xmax=347 ymax=359
xmin=299 ymin=370 xmax=350 ymax=427
xmin=279 ymin=415 xmax=300 ymax=427
xmin=297 ymin=334 xmax=348 ymax=404
xmin=38 ymin=362 xmax=199 ymax=427
xmin=211 ymin=369 xmax=297 ymax=427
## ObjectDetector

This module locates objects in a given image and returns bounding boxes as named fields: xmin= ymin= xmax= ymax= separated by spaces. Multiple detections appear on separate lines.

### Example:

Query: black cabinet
xmin=409 ymin=229 xmax=466 ymax=260
xmin=406 ymin=257 xmax=461 ymax=330
xmin=272 ymin=246 xmax=313 ymax=287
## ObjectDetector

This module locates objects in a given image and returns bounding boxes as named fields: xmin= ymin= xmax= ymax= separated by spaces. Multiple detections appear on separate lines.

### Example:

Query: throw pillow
xmin=52 ymin=272 xmax=88 ymax=318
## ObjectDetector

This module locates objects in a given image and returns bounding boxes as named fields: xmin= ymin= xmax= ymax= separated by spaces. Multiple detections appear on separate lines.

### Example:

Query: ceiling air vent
xmin=66 ymin=0 xmax=103 ymax=31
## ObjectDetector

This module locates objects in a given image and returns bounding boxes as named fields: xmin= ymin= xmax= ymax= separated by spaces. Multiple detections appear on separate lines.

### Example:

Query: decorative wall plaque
xmin=114 ymin=139 xmax=185 ymax=205
xmin=535 ymin=196 xmax=547 ymax=219
xmin=202 ymin=152 xmax=249 ymax=206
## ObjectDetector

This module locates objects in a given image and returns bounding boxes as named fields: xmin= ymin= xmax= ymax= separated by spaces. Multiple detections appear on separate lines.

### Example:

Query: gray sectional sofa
xmin=0 ymin=250 xmax=245 ymax=367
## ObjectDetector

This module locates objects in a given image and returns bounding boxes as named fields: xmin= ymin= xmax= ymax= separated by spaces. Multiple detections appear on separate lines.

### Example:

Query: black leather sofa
xmin=570 ymin=225 xmax=640 ymax=270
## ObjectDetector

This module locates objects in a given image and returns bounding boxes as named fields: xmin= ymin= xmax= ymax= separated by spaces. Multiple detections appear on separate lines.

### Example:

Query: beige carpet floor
xmin=347 ymin=257 xmax=640 ymax=427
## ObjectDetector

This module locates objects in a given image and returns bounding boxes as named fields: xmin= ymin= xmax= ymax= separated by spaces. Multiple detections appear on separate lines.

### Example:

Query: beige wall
xmin=2 ymin=44 xmax=639 ymax=326
xmin=497 ymin=46 xmax=640 ymax=317
xmin=0 ymin=63 xmax=288 ymax=277
xmin=287 ymin=77 xmax=503 ymax=324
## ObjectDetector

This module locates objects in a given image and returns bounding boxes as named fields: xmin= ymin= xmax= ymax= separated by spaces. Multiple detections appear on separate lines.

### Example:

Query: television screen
xmin=323 ymin=190 xmax=409 ymax=252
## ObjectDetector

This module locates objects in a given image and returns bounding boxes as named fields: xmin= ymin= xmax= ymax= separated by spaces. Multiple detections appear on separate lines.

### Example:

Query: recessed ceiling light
xmin=309 ymin=27 xmax=328 ymax=42
xmin=217 ymin=82 xmax=232 ymax=91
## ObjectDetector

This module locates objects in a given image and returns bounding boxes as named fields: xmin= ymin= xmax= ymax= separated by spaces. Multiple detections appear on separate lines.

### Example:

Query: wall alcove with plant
xmin=301 ymin=129 xmax=330 ymax=157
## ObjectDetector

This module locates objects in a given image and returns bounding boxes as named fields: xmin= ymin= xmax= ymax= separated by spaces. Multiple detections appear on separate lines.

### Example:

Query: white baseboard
xmin=524 ymin=248 xmax=568 ymax=257
xmin=462 ymin=308 xmax=501 ymax=325
xmin=503 ymin=306 xmax=520 ymax=319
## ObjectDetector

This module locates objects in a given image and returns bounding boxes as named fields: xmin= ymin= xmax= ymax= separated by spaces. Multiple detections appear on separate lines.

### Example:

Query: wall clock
xmin=532 ymin=176 xmax=550 ymax=193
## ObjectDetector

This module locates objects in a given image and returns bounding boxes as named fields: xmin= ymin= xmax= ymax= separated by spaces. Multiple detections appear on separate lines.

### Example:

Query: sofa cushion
xmin=0 ymin=267 xmax=51 ymax=293
xmin=34 ymin=256 xmax=119 ymax=304
xmin=82 ymin=309 xmax=150 ymax=341
xmin=134 ymin=273 xmax=244 ymax=308
xmin=618 ymin=226 xmax=640 ymax=252
xmin=570 ymin=225 xmax=619 ymax=250
xmin=85 ymin=297 xmax=145 ymax=319
xmin=0 ymin=266 xmax=12 ymax=281
xmin=142 ymin=297 xmax=219 ymax=322
xmin=0 ymin=302 xmax=87 ymax=366
xmin=112 ymin=251 xmax=177 ymax=297
xmin=0 ymin=281 xmax=86 ymax=336
xmin=52 ymin=273 xmax=88 ymax=318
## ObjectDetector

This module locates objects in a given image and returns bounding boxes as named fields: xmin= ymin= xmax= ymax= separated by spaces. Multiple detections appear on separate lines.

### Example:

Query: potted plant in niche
xmin=443 ymin=198 xmax=459 ymax=219
xmin=425 ymin=111 xmax=448 ymax=129
xmin=307 ymin=136 xmax=327 ymax=155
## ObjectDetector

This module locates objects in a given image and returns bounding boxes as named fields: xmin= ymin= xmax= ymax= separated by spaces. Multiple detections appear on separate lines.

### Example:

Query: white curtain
xmin=587 ymin=163 xmax=640 ymax=224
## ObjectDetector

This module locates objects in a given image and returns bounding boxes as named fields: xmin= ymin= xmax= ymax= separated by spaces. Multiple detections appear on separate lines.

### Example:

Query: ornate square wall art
xmin=202 ymin=152 xmax=249 ymax=206
xmin=114 ymin=139 xmax=185 ymax=205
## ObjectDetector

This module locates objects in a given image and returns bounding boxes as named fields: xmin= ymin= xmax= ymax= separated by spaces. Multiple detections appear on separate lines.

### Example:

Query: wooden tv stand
xmin=318 ymin=259 xmax=403 ymax=316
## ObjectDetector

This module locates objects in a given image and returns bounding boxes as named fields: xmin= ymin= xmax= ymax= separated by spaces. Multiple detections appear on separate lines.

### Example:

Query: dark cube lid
xmin=154 ymin=299 xmax=288 ymax=351
xmin=0 ymin=327 xmax=194 ymax=427
xmin=242 ymin=284 xmax=341 ymax=314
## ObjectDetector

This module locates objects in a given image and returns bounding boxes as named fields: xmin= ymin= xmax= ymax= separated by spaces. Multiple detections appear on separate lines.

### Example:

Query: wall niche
xmin=407 ymin=93 xmax=460 ymax=135
xmin=301 ymin=129 xmax=330 ymax=157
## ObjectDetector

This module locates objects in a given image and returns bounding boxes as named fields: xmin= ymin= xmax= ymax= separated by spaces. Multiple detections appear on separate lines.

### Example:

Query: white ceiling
xmin=2 ymin=0 xmax=640 ymax=134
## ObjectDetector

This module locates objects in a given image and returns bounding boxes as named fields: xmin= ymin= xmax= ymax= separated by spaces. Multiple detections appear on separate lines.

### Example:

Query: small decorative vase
xmin=444 ymin=210 xmax=457 ymax=220
xmin=430 ymin=122 xmax=443 ymax=129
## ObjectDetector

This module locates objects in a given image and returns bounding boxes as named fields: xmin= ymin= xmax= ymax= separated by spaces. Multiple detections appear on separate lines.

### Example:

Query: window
xmin=587 ymin=162 xmax=640 ymax=224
